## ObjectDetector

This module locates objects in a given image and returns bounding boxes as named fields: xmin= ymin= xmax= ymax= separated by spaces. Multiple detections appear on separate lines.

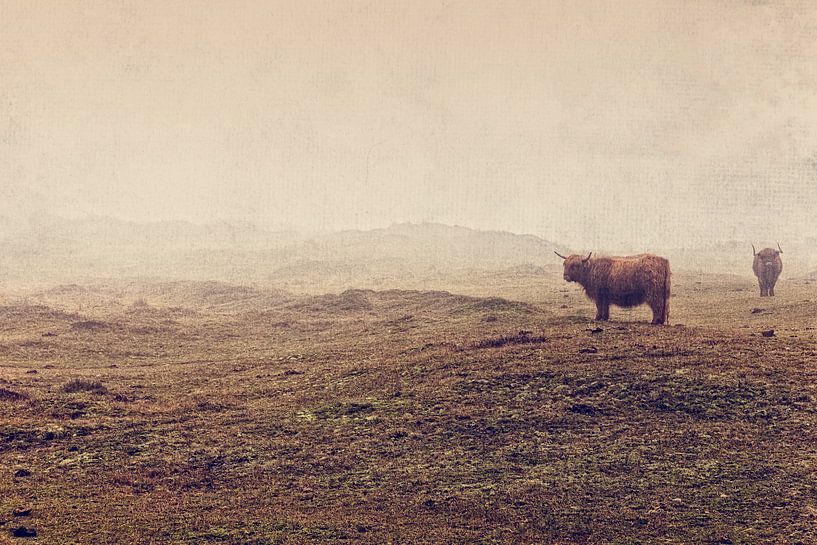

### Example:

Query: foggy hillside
xmin=0 ymin=216 xmax=568 ymax=289
xmin=660 ymin=239 xmax=817 ymax=279
xmin=0 ymin=215 xmax=814 ymax=291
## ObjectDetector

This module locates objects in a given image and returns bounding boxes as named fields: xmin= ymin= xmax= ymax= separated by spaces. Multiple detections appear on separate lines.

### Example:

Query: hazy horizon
xmin=3 ymin=1 xmax=817 ymax=252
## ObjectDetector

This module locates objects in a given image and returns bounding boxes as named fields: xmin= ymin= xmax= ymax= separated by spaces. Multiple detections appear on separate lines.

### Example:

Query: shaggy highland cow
xmin=555 ymin=252 xmax=671 ymax=325
xmin=752 ymin=244 xmax=783 ymax=297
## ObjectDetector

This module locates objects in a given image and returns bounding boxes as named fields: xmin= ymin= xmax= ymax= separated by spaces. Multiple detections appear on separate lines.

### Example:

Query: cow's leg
xmin=758 ymin=279 xmax=766 ymax=296
xmin=594 ymin=297 xmax=609 ymax=321
xmin=650 ymin=298 xmax=666 ymax=325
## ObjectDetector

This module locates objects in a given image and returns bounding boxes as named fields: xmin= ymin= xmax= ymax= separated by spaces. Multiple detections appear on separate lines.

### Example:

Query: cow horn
xmin=752 ymin=244 xmax=756 ymax=256
xmin=582 ymin=252 xmax=592 ymax=263
xmin=554 ymin=251 xmax=567 ymax=260
xmin=777 ymin=242 xmax=783 ymax=254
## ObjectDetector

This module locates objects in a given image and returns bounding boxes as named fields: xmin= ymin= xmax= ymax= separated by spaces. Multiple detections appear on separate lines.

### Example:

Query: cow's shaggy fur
xmin=752 ymin=247 xmax=782 ymax=297
xmin=559 ymin=253 xmax=671 ymax=325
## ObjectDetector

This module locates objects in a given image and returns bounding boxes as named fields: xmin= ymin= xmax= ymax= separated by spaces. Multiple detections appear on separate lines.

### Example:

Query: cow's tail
xmin=662 ymin=260 xmax=671 ymax=324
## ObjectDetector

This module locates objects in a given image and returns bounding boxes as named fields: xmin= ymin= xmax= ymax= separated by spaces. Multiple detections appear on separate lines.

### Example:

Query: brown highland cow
xmin=555 ymin=252 xmax=671 ymax=325
xmin=752 ymin=244 xmax=783 ymax=297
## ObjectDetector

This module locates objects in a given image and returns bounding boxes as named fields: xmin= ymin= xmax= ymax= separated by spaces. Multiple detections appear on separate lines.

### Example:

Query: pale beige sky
xmin=1 ymin=0 xmax=816 ymax=250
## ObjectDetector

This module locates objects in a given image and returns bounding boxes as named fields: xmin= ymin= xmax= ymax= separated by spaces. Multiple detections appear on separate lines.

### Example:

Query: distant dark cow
xmin=752 ymin=244 xmax=783 ymax=297
xmin=555 ymin=252 xmax=671 ymax=325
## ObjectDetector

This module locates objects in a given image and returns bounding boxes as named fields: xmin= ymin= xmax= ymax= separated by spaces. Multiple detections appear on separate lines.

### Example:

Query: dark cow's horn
xmin=752 ymin=244 xmax=756 ymax=256
xmin=582 ymin=252 xmax=593 ymax=263
xmin=554 ymin=251 xmax=567 ymax=260
xmin=777 ymin=242 xmax=783 ymax=254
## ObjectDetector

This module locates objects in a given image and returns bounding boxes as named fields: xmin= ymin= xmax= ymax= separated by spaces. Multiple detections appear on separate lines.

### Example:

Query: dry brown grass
xmin=60 ymin=379 xmax=108 ymax=394
xmin=0 ymin=274 xmax=816 ymax=543
xmin=0 ymin=387 xmax=27 ymax=402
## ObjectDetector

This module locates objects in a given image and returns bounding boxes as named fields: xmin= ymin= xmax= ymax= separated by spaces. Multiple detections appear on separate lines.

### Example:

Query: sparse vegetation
xmin=70 ymin=320 xmax=109 ymax=331
xmin=61 ymin=379 xmax=107 ymax=394
xmin=471 ymin=330 xmax=547 ymax=349
xmin=0 ymin=387 xmax=27 ymax=402
xmin=0 ymin=274 xmax=816 ymax=543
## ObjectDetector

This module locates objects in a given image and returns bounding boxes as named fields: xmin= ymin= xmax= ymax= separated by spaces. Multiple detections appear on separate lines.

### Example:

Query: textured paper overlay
xmin=1 ymin=1 xmax=815 ymax=256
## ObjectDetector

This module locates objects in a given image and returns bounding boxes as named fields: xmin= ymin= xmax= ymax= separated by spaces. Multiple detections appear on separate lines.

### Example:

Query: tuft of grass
xmin=472 ymin=330 xmax=546 ymax=349
xmin=312 ymin=402 xmax=375 ymax=420
xmin=61 ymin=379 xmax=108 ymax=394
xmin=70 ymin=320 xmax=109 ymax=331
xmin=0 ymin=387 xmax=28 ymax=401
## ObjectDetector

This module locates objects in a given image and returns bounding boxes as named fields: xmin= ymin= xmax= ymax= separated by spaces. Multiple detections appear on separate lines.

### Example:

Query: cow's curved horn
xmin=554 ymin=251 xmax=567 ymax=260
xmin=582 ymin=252 xmax=592 ymax=263
xmin=777 ymin=242 xmax=783 ymax=254
xmin=752 ymin=244 xmax=756 ymax=256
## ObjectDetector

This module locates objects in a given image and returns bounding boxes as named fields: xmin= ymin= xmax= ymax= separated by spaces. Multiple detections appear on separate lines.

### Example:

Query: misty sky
xmin=2 ymin=0 xmax=816 ymax=251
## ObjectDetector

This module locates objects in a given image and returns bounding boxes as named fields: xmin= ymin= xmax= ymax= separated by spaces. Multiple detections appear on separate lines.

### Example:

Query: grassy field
xmin=1 ymin=272 xmax=816 ymax=544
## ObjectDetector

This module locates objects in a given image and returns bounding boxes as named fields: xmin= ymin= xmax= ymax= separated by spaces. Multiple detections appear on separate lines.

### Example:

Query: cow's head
xmin=555 ymin=251 xmax=592 ymax=282
xmin=754 ymin=244 xmax=782 ymax=267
